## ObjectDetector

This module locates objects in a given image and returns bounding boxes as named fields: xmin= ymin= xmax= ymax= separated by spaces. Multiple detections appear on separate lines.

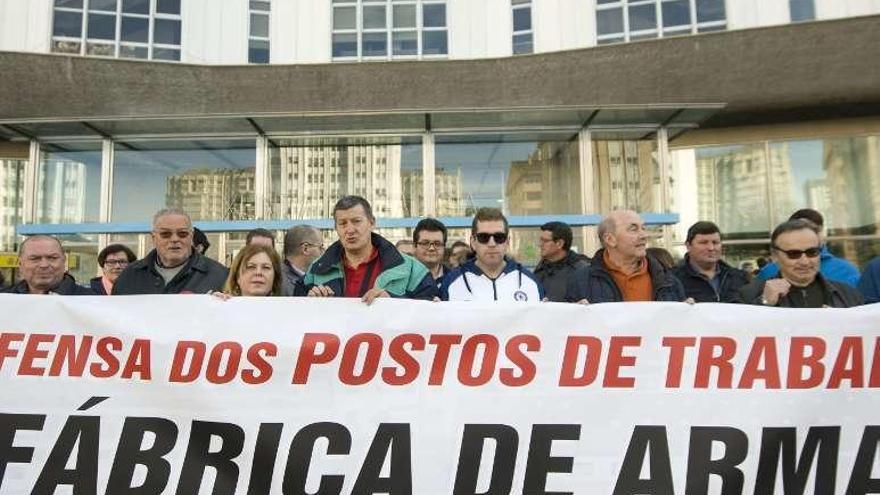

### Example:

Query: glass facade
xmin=593 ymin=138 xmax=662 ymax=213
xmin=596 ymin=0 xmax=726 ymax=44
xmin=249 ymin=0 xmax=271 ymax=63
xmin=790 ymin=0 xmax=815 ymax=22
xmin=112 ymin=140 xmax=257 ymax=222
xmin=51 ymin=0 xmax=183 ymax=61
xmin=433 ymin=135 xmax=582 ymax=217
xmin=512 ymin=0 xmax=533 ymax=55
xmin=0 ymin=158 xmax=25 ymax=253
xmin=670 ymin=133 xmax=880 ymax=268
xmin=37 ymin=143 xmax=103 ymax=224
xmin=266 ymin=138 xmax=423 ymax=219
xmin=332 ymin=0 xmax=448 ymax=60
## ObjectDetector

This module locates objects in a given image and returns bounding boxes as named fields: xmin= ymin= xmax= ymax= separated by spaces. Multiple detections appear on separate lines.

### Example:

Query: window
xmin=512 ymin=0 xmax=533 ymax=54
xmin=51 ymin=0 xmax=182 ymax=61
xmin=595 ymin=0 xmax=726 ymax=45
xmin=789 ymin=0 xmax=815 ymax=22
xmin=332 ymin=0 xmax=448 ymax=61
xmin=249 ymin=0 xmax=271 ymax=63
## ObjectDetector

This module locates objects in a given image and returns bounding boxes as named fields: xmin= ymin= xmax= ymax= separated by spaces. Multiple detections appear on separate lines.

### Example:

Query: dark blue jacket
xmin=2 ymin=273 xmax=94 ymax=295
xmin=565 ymin=249 xmax=685 ymax=303
xmin=858 ymin=257 xmax=880 ymax=304
xmin=672 ymin=255 xmax=750 ymax=303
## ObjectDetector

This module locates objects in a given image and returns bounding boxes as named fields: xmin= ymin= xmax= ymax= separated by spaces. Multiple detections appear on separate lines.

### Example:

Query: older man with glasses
xmin=441 ymin=207 xmax=543 ymax=302
xmin=113 ymin=208 xmax=228 ymax=295
xmin=738 ymin=219 xmax=863 ymax=307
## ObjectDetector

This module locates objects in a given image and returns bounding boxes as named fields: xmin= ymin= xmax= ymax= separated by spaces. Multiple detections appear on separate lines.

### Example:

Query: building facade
xmin=1 ymin=0 xmax=880 ymax=281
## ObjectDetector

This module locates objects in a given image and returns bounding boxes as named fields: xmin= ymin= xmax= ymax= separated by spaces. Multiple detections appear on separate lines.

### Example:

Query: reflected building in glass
xmin=594 ymin=140 xmax=660 ymax=213
xmin=35 ymin=159 xmax=87 ymax=225
xmin=506 ymin=141 xmax=581 ymax=216
xmin=166 ymin=168 xmax=257 ymax=221
xmin=0 ymin=159 xmax=24 ymax=252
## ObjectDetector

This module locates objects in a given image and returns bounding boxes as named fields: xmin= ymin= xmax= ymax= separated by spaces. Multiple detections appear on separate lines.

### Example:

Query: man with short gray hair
xmin=2 ymin=235 xmax=94 ymax=295
xmin=113 ymin=208 xmax=228 ymax=294
xmin=281 ymin=224 xmax=324 ymax=296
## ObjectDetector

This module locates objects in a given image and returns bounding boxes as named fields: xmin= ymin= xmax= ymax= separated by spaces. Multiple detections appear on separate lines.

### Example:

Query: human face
xmin=101 ymin=251 xmax=131 ymax=283
xmin=151 ymin=214 xmax=193 ymax=267
xmin=301 ymin=237 xmax=325 ymax=264
xmin=772 ymin=228 xmax=821 ymax=286
xmin=539 ymin=230 xmax=565 ymax=261
xmin=471 ymin=220 xmax=508 ymax=269
xmin=687 ymin=232 xmax=722 ymax=268
xmin=415 ymin=230 xmax=445 ymax=266
xmin=449 ymin=245 xmax=470 ymax=268
xmin=606 ymin=211 xmax=647 ymax=261
xmin=236 ymin=252 xmax=275 ymax=296
xmin=19 ymin=237 xmax=66 ymax=293
xmin=334 ymin=205 xmax=374 ymax=253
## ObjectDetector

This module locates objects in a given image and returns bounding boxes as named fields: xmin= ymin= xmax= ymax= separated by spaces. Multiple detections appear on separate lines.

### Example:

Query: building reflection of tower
xmin=403 ymin=166 xmax=463 ymax=217
xmin=823 ymin=135 xmax=880 ymax=261
xmin=166 ymin=168 xmax=256 ymax=220
xmin=0 ymin=159 xmax=25 ymax=251
xmin=695 ymin=144 xmax=795 ymax=236
xmin=37 ymin=159 xmax=87 ymax=224
xmin=593 ymin=140 xmax=658 ymax=212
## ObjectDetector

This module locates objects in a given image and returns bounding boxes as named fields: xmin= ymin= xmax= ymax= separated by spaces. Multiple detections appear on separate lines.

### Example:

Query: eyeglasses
xmin=772 ymin=245 xmax=821 ymax=260
xmin=474 ymin=232 xmax=508 ymax=244
xmin=301 ymin=242 xmax=324 ymax=250
xmin=155 ymin=230 xmax=191 ymax=240
xmin=104 ymin=259 xmax=130 ymax=267
xmin=416 ymin=241 xmax=445 ymax=250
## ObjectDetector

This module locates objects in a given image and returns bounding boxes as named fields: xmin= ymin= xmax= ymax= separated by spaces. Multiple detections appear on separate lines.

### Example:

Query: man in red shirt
xmin=297 ymin=196 xmax=437 ymax=303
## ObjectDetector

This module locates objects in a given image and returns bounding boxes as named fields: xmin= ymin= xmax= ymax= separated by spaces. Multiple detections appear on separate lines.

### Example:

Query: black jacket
xmin=2 ymin=273 xmax=94 ymax=295
xmin=89 ymin=276 xmax=108 ymax=295
xmin=534 ymin=250 xmax=590 ymax=302
xmin=566 ymin=249 xmax=686 ymax=303
xmin=672 ymin=256 xmax=750 ymax=303
xmin=738 ymin=273 xmax=864 ymax=308
xmin=112 ymin=249 xmax=228 ymax=295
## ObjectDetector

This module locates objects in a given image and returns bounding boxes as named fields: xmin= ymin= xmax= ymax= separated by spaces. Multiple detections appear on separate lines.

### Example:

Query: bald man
xmin=566 ymin=210 xmax=685 ymax=303
xmin=2 ymin=235 xmax=94 ymax=295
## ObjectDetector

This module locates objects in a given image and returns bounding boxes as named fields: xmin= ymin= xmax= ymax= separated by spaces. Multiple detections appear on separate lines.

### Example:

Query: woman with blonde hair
xmin=215 ymin=243 xmax=283 ymax=297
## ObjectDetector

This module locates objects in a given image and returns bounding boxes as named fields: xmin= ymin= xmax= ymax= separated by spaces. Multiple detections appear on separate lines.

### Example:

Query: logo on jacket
xmin=513 ymin=290 xmax=528 ymax=301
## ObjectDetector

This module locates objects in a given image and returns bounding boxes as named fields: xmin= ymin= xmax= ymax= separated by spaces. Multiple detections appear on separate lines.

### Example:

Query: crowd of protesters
xmin=1 ymin=196 xmax=878 ymax=308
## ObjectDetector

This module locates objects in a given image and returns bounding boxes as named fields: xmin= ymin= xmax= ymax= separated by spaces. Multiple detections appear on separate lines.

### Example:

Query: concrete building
xmin=1 ymin=0 xmax=880 ymax=275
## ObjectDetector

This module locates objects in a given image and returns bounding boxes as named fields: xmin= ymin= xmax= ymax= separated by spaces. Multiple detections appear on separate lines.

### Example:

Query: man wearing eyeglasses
xmin=413 ymin=218 xmax=449 ymax=290
xmin=534 ymin=221 xmax=590 ymax=302
xmin=281 ymin=225 xmax=324 ymax=296
xmin=113 ymin=208 xmax=228 ymax=295
xmin=565 ymin=210 xmax=685 ymax=304
xmin=441 ymin=208 xmax=543 ymax=302
xmin=738 ymin=219 xmax=863 ymax=307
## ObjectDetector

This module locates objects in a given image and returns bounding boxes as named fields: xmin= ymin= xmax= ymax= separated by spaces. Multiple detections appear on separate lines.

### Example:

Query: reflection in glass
xmin=0 ymin=158 xmax=25 ymax=252
xmin=55 ymin=0 xmax=84 ymax=7
xmin=628 ymin=3 xmax=656 ymax=31
xmin=513 ymin=33 xmax=533 ymax=54
xmin=422 ymin=30 xmax=447 ymax=55
xmin=267 ymin=139 xmax=423 ymax=220
xmin=434 ymin=137 xmax=581 ymax=217
xmin=88 ymin=13 xmax=116 ymax=40
xmin=332 ymin=33 xmax=358 ymax=58
xmin=156 ymin=0 xmax=180 ymax=15
xmin=122 ymin=0 xmax=149 ymax=14
xmin=662 ymin=0 xmax=691 ymax=27
xmin=89 ymin=0 xmax=117 ymax=12
xmin=154 ymin=18 xmax=181 ymax=45
xmin=249 ymin=39 xmax=270 ymax=63
xmin=53 ymin=11 xmax=83 ymax=37
xmin=120 ymin=44 xmax=148 ymax=58
xmin=52 ymin=39 xmax=82 ymax=54
xmin=153 ymin=48 xmax=180 ymax=61
xmin=362 ymin=32 xmax=387 ymax=57
xmin=696 ymin=0 xmax=726 ymax=23
xmin=789 ymin=0 xmax=815 ymax=22
xmin=423 ymin=4 xmax=446 ymax=27
xmin=250 ymin=13 xmax=269 ymax=38
xmin=37 ymin=147 xmax=102 ymax=224
xmin=86 ymin=42 xmax=115 ymax=56
xmin=392 ymin=31 xmax=417 ymax=55
xmin=58 ymin=234 xmax=98 ymax=285
xmin=333 ymin=7 xmax=356 ymax=30
xmin=393 ymin=5 xmax=416 ymax=28
xmin=121 ymin=16 xmax=149 ymax=43
xmin=363 ymin=5 xmax=386 ymax=29
xmin=594 ymin=140 xmax=660 ymax=214
xmin=112 ymin=140 xmax=257 ymax=223
xmin=596 ymin=8 xmax=623 ymax=35
xmin=513 ymin=7 xmax=531 ymax=32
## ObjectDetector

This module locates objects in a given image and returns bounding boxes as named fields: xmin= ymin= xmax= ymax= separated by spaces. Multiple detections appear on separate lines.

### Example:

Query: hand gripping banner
xmin=0 ymin=295 xmax=878 ymax=495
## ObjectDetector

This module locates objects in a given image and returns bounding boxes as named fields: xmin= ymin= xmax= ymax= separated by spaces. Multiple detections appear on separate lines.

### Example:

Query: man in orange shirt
xmin=566 ymin=210 xmax=685 ymax=303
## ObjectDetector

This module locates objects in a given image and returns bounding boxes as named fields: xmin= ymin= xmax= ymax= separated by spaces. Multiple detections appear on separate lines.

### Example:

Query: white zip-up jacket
xmin=440 ymin=258 xmax=544 ymax=302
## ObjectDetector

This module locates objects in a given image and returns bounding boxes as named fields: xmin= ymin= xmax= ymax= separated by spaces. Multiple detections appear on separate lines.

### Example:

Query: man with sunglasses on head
xmin=113 ymin=208 xmax=228 ymax=295
xmin=441 ymin=208 xmax=543 ymax=302
xmin=738 ymin=219 xmax=862 ymax=307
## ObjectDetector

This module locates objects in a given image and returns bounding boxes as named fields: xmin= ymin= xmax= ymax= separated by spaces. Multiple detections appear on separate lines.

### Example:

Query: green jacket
xmin=296 ymin=233 xmax=437 ymax=300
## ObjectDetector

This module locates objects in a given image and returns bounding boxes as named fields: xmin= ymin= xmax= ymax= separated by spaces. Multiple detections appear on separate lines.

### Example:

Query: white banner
xmin=0 ymin=295 xmax=878 ymax=495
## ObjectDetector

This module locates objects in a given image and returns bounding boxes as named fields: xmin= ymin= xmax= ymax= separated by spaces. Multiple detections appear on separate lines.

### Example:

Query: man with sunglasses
xmin=113 ymin=208 xmax=228 ymax=295
xmin=739 ymin=219 xmax=863 ymax=307
xmin=281 ymin=224 xmax=324 ymax=296
xmin=441 ymin=208 xmax=543 ymax=302
xmin=756 ymin=208 xmax=860 ymax=286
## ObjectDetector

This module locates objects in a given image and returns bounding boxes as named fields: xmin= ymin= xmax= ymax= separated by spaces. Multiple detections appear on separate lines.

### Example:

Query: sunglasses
xmin=772 ymin=245 xmax=821 ymax=260
xmin=474 ymin=232 xmax=508 ymax=244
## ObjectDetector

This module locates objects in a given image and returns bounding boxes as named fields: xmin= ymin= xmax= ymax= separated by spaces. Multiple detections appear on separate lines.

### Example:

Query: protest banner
xmin=0 ymin=295 xmax=878 ymax=494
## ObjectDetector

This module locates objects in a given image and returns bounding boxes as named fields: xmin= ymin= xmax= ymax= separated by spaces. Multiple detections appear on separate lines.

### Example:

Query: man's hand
xmin=362 ymin=288 xmax=390 ymax=305
xmin=576 ymin=299 xmax=590 ymax=305
xmin=762 ymin=279 xmax=791 ymax=306
xmin=308 ymin=285 xmax=335 ymax=297
xmin=684 ymin=297 xmax=696 ymax=305
xmin=209 ymin=290 xmax=232 ymax=301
